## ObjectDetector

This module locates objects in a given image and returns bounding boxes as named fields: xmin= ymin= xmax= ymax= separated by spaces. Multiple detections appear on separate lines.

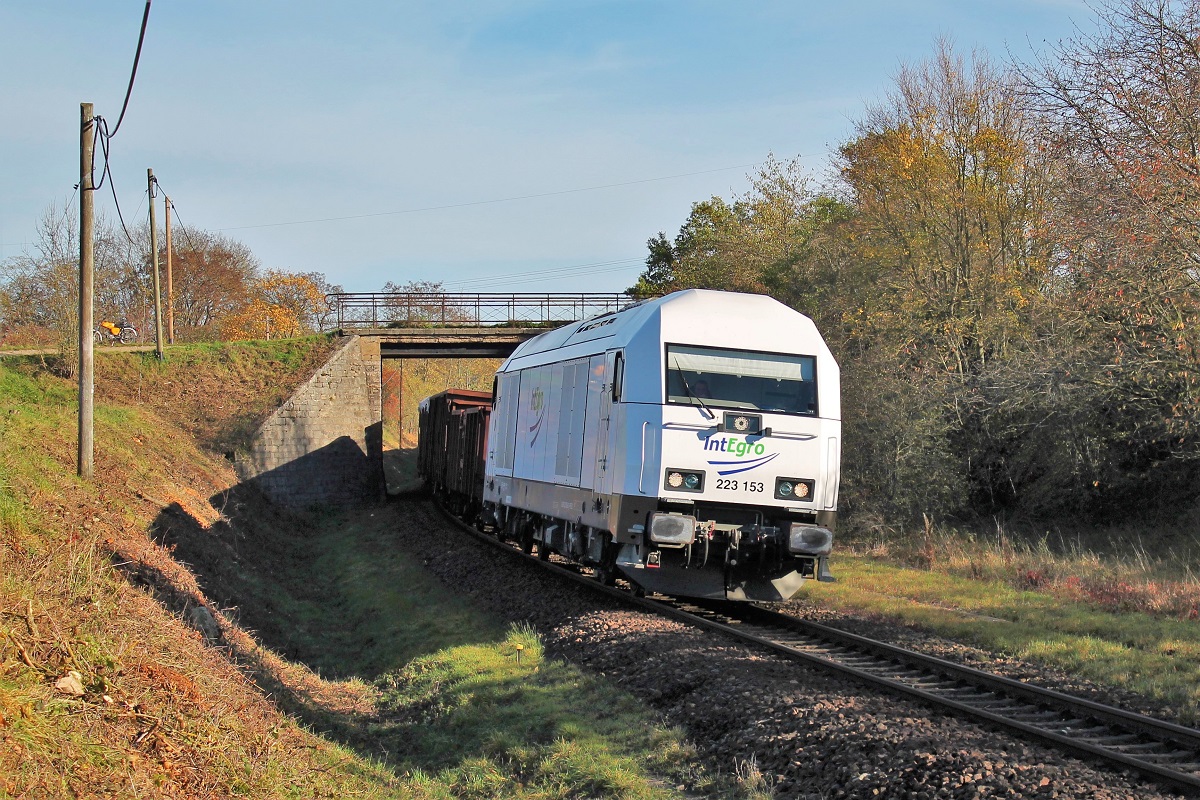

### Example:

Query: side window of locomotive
xmin=611 ymin=351 xmax=624 ymax=401
xmin=665 ymin=344 xmax=817 ymax=416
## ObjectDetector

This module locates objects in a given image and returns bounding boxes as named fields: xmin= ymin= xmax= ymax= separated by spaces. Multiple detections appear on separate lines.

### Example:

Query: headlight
xmin=649 ymin=513 xmax=697 ymax=545
xmin=664 ymin=468 xmax=704 ymax=492
xmin=775 ymin=478 xmax=814 ymax=501
xmin=788 ymin=523 xmax=833 ymax=556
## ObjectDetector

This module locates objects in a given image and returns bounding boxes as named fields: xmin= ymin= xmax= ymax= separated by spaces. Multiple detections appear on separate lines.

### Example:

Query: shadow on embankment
xmin=135 ymin=453 xmax=504 ymax=763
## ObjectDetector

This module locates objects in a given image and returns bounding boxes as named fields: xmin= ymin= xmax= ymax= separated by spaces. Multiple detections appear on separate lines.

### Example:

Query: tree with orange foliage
xmin=836 ymin=39 xmax=1054 ymax=377
xmin=218 ymin=270 xmax=337 ymax=340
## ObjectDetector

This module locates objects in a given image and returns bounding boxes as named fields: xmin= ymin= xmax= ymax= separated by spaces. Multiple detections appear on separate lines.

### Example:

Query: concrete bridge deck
xmin=348 ymin=327 xmax=542 ymax=358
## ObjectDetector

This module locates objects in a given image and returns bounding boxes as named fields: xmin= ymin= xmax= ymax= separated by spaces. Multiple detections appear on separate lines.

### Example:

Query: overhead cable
xmin=108 ymin=0 xmax=153 ymax=139
xmin=441 ymin=257 xmax=643 ymax=290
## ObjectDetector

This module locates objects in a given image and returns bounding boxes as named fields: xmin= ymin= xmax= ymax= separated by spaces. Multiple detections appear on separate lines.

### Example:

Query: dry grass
xmin=0 ymin=347 xmax=400 ymax=798
xmin=843 ymin=513 xmax=1200 ymax=620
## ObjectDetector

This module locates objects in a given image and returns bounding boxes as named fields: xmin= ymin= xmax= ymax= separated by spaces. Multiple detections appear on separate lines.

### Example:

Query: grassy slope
xmin=0 ymin=347 xmax=394 ymax=798
xmin=0 ymin=343 xmax=750 ymax=800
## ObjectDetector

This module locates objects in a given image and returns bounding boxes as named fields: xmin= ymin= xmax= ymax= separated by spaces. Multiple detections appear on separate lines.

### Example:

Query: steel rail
xmin=427 ymin=497 xmax=1200 ymax=795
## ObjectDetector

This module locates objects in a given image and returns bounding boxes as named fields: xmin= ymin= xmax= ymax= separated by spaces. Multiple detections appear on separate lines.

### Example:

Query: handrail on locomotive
xmin=325 ymin=291 xmax=643 ymax=330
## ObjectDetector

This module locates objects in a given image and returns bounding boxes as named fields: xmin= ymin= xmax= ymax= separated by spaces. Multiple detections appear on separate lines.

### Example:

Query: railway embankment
xmin=2 ymin=339 xmax=1198 ymax=798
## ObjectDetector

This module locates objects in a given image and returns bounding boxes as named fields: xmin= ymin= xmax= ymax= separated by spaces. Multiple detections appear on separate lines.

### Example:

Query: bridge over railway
xmin=327 ymin=292 xmax=638 ymax=357
xmin=237 ymin=292 xmax=642 ymax=507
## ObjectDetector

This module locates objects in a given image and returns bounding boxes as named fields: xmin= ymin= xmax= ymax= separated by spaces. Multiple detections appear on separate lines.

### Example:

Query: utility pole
xmin=147 ymin=169 xmax=164 ymax=359
xmin=78 ymin=103 xmax=95 ymax=479
xmin=164 ymin=193 xmax=174 ymax=343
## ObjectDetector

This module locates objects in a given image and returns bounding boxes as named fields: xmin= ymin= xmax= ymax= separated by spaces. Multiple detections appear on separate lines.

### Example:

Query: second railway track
xmin=431 ymin=496 xmax=1200 ymax=796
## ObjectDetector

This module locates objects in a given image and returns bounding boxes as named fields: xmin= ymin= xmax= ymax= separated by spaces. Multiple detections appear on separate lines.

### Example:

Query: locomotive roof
xmin=500 ymin=289 xmax=834 ymax=370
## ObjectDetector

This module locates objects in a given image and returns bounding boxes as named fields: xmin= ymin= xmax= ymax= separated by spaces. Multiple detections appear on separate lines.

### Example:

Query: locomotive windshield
xmin=665 ymin=344 xmax=817 ymax=416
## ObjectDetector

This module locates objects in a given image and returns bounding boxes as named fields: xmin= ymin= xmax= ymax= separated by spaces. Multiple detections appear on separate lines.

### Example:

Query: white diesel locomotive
xmin=475 ymin=289 xmax=840 ymax=602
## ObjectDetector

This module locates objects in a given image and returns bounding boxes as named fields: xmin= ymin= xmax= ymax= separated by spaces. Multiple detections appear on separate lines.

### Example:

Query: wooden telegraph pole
xmin=78 ymin=103 xmax=95 ymax=479
xmin=164 ymin=193 xmax=174 ymax=343
xmin=147 ymin=169 xmax=164 ymax=359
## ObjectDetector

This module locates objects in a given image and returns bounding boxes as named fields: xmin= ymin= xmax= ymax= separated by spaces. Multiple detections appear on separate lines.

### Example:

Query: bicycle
xmin=93 ymin=320 xmax=138 ymax=345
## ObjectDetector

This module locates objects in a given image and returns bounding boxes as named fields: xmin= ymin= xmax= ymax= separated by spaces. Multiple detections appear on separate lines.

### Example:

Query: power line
xmin=77 ymin=1 xmax=153 ymax=246
xmin=108 ymin=1 xmax=153 ymax=139
xmin=94 ymin=117 xmax=138 ymax=245
xmin=154 ymin=185 xmax=201 ymax=253
xmin=217 ymin=163 xmax=760 ymax=232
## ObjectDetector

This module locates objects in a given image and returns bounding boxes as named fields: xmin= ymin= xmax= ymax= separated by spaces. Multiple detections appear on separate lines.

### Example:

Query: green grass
xmin=801 ymin=554 xmax=1200 ymax=721
xmin=0 ymin=347 xmax=781 ymax=798
xmin=371 ymin=625 xmax=712 ymax=799
xmin=179 ymin=497 xmax=745 ymax=798
xmin=178 ymin=497 xmax=504 ymax=678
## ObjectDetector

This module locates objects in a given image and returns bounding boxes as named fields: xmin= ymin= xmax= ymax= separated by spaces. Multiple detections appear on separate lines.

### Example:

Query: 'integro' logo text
xmin=704 ymin=436 xmax=766 ymax=457
xmin=703 ymin=435 xmax=778 ymax=476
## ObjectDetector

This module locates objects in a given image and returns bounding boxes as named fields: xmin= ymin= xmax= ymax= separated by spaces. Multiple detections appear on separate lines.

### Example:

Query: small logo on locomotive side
xmin=527 ymin=387 xmax=545 ymax=445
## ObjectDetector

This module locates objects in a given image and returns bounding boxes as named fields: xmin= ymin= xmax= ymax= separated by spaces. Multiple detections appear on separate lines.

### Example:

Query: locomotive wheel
xmin=593 ymin=563 xmax=616 ymax=586
xmin=519 ymin=521 xmax=534 ymax=555
xmin=592 ymin=536 xmax=618 ymax=586
xmin=537 ymin=541 xmax=551 ymax=561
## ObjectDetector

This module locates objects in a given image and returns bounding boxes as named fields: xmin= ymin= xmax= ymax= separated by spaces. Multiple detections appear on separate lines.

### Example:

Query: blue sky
xmin=1 ymin=1 xmax=1092 ymax=294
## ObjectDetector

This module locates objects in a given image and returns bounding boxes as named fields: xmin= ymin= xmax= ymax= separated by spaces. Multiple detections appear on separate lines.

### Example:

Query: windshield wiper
xmin=674 ymin=360 xmax=715 ymax=420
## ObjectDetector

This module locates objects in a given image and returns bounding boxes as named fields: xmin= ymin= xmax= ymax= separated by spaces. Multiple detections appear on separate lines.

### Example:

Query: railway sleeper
xmin=984 ymin=703 xmax=1045 ymax=717
xmin=1060 ymin=726 xmax=1123 ymax=739
xmin=1083 ymin=733 xmax=1147 ymax=746
xmin=1007 ymin=710 xmax=1071 ymax=724
xmin=1094 ymin=738 xmax=1156 ymax=753
xmin=930 ymin=688 xmax=1000 ymax=702
xmin=882 ymin=668 xmax=934 ymax=680
xmin=908 ymin=679 xmax=967 ymax=691
xmin=832 ymin=657 xmax=886 ymax=669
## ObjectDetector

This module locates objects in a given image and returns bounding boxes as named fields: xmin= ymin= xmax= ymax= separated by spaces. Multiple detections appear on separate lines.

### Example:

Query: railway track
xmin=654 ymin=598 xmax=1200 ymax=796
xmin=432 ymin=499 xmax=1200 ymax=795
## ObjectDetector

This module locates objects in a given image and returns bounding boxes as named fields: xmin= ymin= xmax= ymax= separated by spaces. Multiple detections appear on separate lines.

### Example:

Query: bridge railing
xmin=326 ymin=292 xmax=642 ymax=329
